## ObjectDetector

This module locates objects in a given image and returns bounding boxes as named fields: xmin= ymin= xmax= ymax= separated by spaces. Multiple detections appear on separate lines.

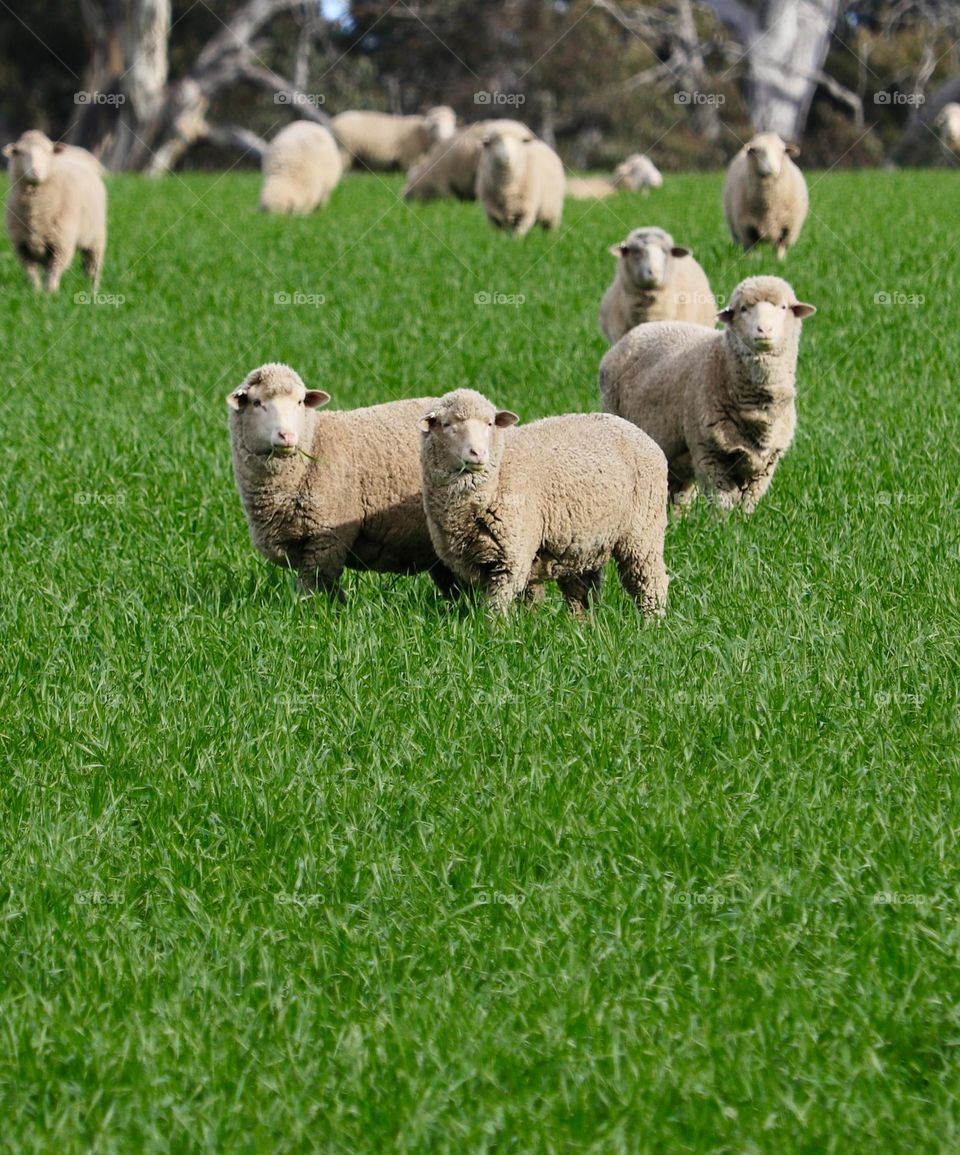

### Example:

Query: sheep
xmin=476 ymin=125 xmax=565 ymax=236
xmin=227 ymin=363 xmax=455 ymax=596
xmin=403 ymin=120 xmax=533 ymax=202
xmin=935 ymin=103 xmax=960 ymax=160
xmin=331 ymin=106 xmax=456 ymax=172
xmin=612 ymin=153 xmax=663 ymax=193
xmin=259 ymin=121 xmax=342 ymax=214
xmin=599 ymin=226 xmax=716 ymax=343
xmin=599 ymin=275 xmax=815 ymax=513
xmin=3 ymin=129 xmax=107 ymax=292
xmin=722 ymin=133 xmax=808 ymax=260
xmin=419 ymin=389 xmax=668 ymax=617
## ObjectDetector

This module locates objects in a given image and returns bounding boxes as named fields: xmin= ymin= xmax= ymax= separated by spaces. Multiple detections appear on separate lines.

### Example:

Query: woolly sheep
xmin=476 ymin=125 xmax=565 ymax=236
xmin=259 ymin=121 xmax=342 ymax=214
xmin=612 ymin=153 xmax=663 ymax=193
xmin=722 ymin=133 xmax=808 ymax=260
xmin=599 ymin=226 xmax=716 ymax=343
xmin=599 ymin=275 xmax=815 ymax=512
xmin=565 ymin=175 xmax=616 ymax=200
xmin=403 ymin=120 xmax=533 ymax=202
xmin=936 ymin=103 xmax=960 ymax=159
xmin=227 ymin=363 xmax=453 ymax=596
xmin=419 ymin=389 xmax=668 ymax=616
xmin=332 ymin=107 xmax=456 ymax=172
xmin=3 ymin=129 xmax=107 ymax=292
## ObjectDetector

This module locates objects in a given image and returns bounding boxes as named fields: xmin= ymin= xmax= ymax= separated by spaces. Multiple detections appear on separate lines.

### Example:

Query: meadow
xmin=1 ymin=165 xmax=959 ymax=1153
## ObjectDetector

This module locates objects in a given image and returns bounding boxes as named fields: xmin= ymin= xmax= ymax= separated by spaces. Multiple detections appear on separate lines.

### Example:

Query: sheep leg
xmin=428 ymin=562 xmax=461 ymax=599
xmin=297 ymin=538 xmax=350 ymax=601
xmin=485 ymin=562 xmax=532 ymax=614
xmin=558 ymin=570 xmax=603 ymax=615
xmin=81 ymin=247 xmax=103 ymax=292
xmin=44 ymin=244 xmax=74 ymax=293
xmin=512 ymin=212 xmax=536 ymax=237
xmin=614 ymin=544 xmax=668 ymax=621
xmin=739 ymin=458 xmax=779 ymax=514
xmin=523 ymin=583 xmax=546 ymax=607
xmin=16 ymin=246 xmax=43 ymax=290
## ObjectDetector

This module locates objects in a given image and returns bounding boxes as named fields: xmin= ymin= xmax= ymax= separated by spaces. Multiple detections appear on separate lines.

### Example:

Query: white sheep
xmin=565 ymin=176 xmax=617 ymax=200
xmin=599 ymin=226 xmax=716 ymax=343
xmin=419 ymin=389 xmax=668 ymax=616
xmin=3 ymin=129 xmax=107 ymax=292
xmin=935 ymin=103 xmax=960 ymax=160
xmin=599 ymin=275 xmax=815 ymax=512
xmin=259 ymin=121 xmax=342 ymax=214
xmin=722 ymin=133 xmax=808 ymax=260
xmin=227 ymin=363 xmax=454 ymax=596
xmin=613 ymin=153 xmax=663 ymax=193
xmin=331 ymin=106 xmax=456 ymax=171
xmin=403 ymin=120 xmax=533 ymax=202
xmin=476 ymin=124 xmax=564 ymax=235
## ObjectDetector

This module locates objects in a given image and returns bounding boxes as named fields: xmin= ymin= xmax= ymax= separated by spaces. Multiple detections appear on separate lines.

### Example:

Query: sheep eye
xmin=298 ymin=399 xmax=304 ymax=406
xmin=253 ymin=399 xmax=263 ymax=408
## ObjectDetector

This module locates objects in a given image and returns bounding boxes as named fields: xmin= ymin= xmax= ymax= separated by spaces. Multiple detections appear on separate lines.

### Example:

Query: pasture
xmin=1 ymin=168 xmax=959 ymax=1152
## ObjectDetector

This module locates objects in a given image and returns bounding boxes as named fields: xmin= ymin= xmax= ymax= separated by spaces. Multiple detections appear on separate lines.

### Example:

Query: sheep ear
xmin=52 ymin=142 xmax=67 ymax=154
xmin=791 ymin=302 xmax=816 ymax=318
xmin=670 ymin=246 xmax=691 ymax=258
xmin=609 ymin=243 xmax=627 ymax=257
xmin=1 ymin=144 xmax=14 ymax=158
xmin=304 ymin=390 xmax=329 ymax=408
xmin=495 ymin=410 xmax=519 ymax=428
xmin=716 ymin=306 xmax=735 ymax=324
xmin=784 ymin=143 xmax=800 ymax=156
xmin=227 ymin=389 xmax=248 ymax=410
xmin=480 ymin=135 xmax=492 ymax=148
xmin=419 ymin=411 xmax=438 ymax=433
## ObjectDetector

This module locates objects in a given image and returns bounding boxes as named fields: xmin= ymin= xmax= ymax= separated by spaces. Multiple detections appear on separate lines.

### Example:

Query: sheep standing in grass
xmin=3 ymin=130 xmax=106 ymax=292
xmin=599 ymin=276 xmax=815 ymax=512
xmin=259 ymin=122 xmax=342 ymax=214
xmin=936 ymin=103 xmax=960 ymax=160
xmin=599 ymin=227 xmax=715 ymax=343
xmin=722 ymin=133 xmax=808 ymax=260
xmin=228 ymin=363 xmax=453 ymax=596
xmin=402 ymin=120 xmax=531 ymax=202
xmin=476 ymin=125 xmax=564 ymax=235
xmin=419 ymin=389 xmax=668 ymax=616
xmin=613 ymin=153 xmax=663 ymax=193
xmin=332 ymin=107 xmax=456 ymax=171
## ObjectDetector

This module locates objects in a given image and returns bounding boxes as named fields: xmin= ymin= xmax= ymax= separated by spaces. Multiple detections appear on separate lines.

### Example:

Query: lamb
xmin=403 ymin=120 xmax=532 ymax=202
xmin=476 ymin=124 xmax=564 ymax=235
xmin=227 ymin=363 xmax=454 ymax=596
xmin=722 ymin=133 xmax=808 ymax=260
xmin=259 ymin=121 xmax=342 ymax=214
xmin=419 ymin=389 xmax=668 ymax=617
xmin=935 ymin=103 xmax=960 ymax=159
xmin=3 ymin=129 xmax=107 ymax=292
xmin=599 ymin=275 xmax=815 ymax=512
xmin=612 ymin=153 xmax=663 ymax=193
xmin=331 ymin=106 xmax=456 ymax=171
xmin=599 ymin=226 xmax=716 ymax=343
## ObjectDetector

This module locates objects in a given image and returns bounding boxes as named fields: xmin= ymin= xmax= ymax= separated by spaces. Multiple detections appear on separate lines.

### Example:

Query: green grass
xmin=1 ymin=167 xmax=959 ymax=1153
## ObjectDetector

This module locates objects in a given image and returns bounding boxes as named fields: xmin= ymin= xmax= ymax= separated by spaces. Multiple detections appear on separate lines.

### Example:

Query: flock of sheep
xmin=3 ymin=107 xmax=818 ymax=617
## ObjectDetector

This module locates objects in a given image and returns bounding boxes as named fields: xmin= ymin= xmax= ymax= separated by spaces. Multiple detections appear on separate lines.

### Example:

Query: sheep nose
xmin=466 ymin=446 xmax=488 ymax=464
xmin=275 ymin=430 xmax=297 ymax=446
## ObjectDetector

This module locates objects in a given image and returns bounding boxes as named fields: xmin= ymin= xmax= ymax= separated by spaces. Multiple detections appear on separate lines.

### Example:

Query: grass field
xmin=1 ymin=166 xmax=959 ymax=1153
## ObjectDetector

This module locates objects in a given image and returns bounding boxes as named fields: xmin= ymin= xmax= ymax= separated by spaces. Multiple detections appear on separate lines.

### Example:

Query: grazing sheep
xmin=599 ymin=226 xmax=716 ymax=343
xmin=402 ymin=119 xmax=532 ymax=202
xmin=332 ymin=106 xmax=456 ymax=172
xmin=227 ymin=363 xmax=453 ymax=596
xmin=419 ymin=389 xmax=668 ymax=617
xmin=3 ymin=129 xmax=107 ymax=292
xmin=612 ymin=153 xmax=663 ymax=193
xmin=476 ymin=125 xmax=565 ymax=236
xmin=599 ymin=275 xmax=815 ymax=512
xmin=565 ymin=175 xmax=616 ymax=200
xmin=722 ymin=133 xmax=808 ymax=260
xmin=259 ymin=121 xmax=342 ymax=214
xmin=936 ymin=103 xmax=960 ymax=160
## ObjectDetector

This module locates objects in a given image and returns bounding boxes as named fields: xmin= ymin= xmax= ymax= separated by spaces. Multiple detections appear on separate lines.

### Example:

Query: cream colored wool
xmin=332 ymin=106 xmax=456 ymax=171
xmin=259 ymin=121 xmax=342 ymax=214
xmin=600 ymin=276 xmax=815 ymax=512
xmin=722 ymin=133 xmax=808 ymax=260
xmin=228 ymin=363 xmax=452 ymax=595
xmin=476 ymin=126 xmax=564 ymax=235
xmin=419 ymin=389 xmax=668 ymax=616
xmin=403 ymin=120 xmax=532 ymax=202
